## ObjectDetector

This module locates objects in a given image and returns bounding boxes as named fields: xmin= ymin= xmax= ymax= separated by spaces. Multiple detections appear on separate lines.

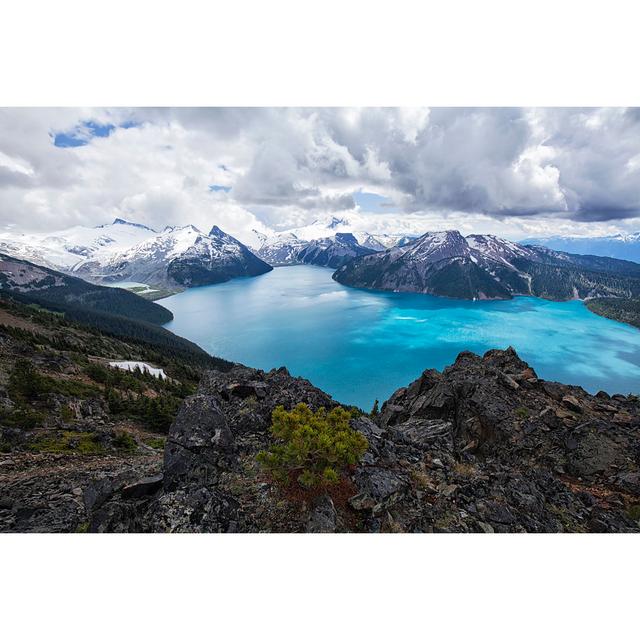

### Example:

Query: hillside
xmin=586 ymin=298 xmax=640 ymax=329
xmin=0 ymin=295 xmax=233 ymax=532
xmin=0 ymin=252 xmax=173 ymax=324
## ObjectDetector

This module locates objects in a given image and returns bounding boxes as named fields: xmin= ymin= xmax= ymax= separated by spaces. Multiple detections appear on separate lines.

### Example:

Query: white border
xmin=1 ymin=0 xmax=639 ymax=106
xmin=1 ymin=1 xmax=639 ymax=638
xmin=1 ymin=534 xmax=638 ymax=639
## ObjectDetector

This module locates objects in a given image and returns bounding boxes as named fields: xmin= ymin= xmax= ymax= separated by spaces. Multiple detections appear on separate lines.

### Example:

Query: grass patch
xmin=144 ymin=436 xmax=166 ymax=450
xmin=29 ymin=431 xmax=104 ymax=455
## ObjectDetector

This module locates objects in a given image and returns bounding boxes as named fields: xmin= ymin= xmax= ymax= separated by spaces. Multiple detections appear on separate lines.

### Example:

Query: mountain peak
xmin=106 ymin=218 xmax=156 ymax=232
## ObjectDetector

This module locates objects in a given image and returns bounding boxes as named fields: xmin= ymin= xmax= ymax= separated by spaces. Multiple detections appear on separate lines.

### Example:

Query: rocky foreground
xmin=5 ymin=347 xmax=637 ymax=533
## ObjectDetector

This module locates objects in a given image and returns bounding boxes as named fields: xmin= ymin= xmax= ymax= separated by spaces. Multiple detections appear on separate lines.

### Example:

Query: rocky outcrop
xmin=87 ymin=348 xmax=640 ymax=533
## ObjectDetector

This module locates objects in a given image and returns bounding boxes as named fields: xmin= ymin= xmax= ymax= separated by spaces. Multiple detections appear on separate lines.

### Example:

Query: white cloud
xmin=1 ymin=107 xmax=640 ymax=242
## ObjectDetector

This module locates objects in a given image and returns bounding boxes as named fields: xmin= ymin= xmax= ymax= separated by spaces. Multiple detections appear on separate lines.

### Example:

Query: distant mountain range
xmin=251 ymin=214 xmax=420 ymax=268
xmin=523 ymin=233 xmax=640 ymax=263
xmin=3 ymin=217 xmax=640 ymax=304
xmin=334 ymin=230 xmax=640 ymax=301
xmin=262 ymin=214 xmax=418 ymax=249
xmin=0 ymin=218 xmax=272 ymax=288
xmin=254 ymin=231 xmax=377 ymax=268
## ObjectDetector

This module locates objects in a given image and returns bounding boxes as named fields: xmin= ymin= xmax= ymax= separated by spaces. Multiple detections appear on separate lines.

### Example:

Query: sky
xmin=1 ymin=107 xmax=640 ymax=244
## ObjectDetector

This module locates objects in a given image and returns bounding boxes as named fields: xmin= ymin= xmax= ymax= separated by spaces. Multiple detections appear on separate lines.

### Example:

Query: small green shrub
xmin=257 ymin=403 xmax=368 ymax=489
xmin=85 ymin=362 xmax=109 ymax=384
xmin=628 ymin=505 xmax=640 ymax=522
xmin=112 ymin=431 xmax=137 ymax=452
xmin=515 ymin=406 xmax=530 ymax=419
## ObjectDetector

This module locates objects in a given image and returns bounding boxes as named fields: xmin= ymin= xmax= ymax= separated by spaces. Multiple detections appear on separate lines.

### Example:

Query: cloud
xmin=1 ymin=107 xmax=640 ymax=241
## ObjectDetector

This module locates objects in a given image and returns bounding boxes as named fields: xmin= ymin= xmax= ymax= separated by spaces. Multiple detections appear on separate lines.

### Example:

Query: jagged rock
xmin=121 ymin=475 xmax=164 ymax=499
xmin=164 ymin=395 xmax=233 ymax=489
xmin=306 ymin=495 xmax=337 ymax=533
xmin=615 ymin=471 xmax=640 ymax=496
xmin=59 ymin=347 xmax=640 ymax=534
xmin=562 ymin=395 xmax=583 ymax=413
xmin=387 ymin=418 xmax=454 ymax=451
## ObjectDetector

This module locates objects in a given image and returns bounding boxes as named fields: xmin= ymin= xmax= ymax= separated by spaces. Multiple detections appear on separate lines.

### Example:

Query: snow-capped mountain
xmin=253 ymin=230 xmax=377 ymax=268
xmin=0 ymin=219 xmax=271 ymax=289
xmin=166 ymin=225 xmax=272 ymax=286
xmin=286 ymin=214 xmax=415 ymax=249
xmin=334 ymin=230 xmax=640 ymax=301
xmin=295 ymin=233 xmax=377 ymax=268
xmin=0 ymin=218 xmax=157 ymax=271
xmin=522 ymin=233 xmax=640 ymax=263
xmin=252 ymin=232 xmax=310 ymax=266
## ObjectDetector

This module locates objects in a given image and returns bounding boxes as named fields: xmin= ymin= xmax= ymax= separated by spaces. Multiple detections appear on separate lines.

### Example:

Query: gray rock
xmin=121 ymin=475 xmax=164 ymax=499
xmin=306 ymin=495 xmax=337 ymax=533
xmin=164 ymin=395 xmax=233 ymax=489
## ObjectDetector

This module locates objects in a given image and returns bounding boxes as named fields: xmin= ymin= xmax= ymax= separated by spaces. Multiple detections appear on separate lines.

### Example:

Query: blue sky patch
xmin=209 ymin=184 xmax=231 ymax=192
xmin=53 ymin=120 xmax=118 ymax=147
xmin=353 ymin=191 xmax=398 ymax=213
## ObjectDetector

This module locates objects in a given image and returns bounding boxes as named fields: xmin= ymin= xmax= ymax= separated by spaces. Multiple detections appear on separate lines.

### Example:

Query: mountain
xmin=254 ymin=231 xmax=378 ymax=268
xmin=166 ymin=225 xmax=272 ymax=286
xmin=522 ymin=233 xmax=640 ymax=263
xmin=333 ymin=230 xmax=640 ymax=301
xmin=294 ymin=233 xmax=377 ymax=268
xmin=0 ymin=252 xmax=173 ymax=324
xmin=285 ymin=214 xmax=416 ymax=248
xmin=0 ymin=218 xmax=157 ymax=272
xmin=79 ymin=224 xmax=272 ymax=287
xmin=252 ymin=232 xmax=310 ymax=266
xmin=0 ymin=219 xmax=272 ymax=289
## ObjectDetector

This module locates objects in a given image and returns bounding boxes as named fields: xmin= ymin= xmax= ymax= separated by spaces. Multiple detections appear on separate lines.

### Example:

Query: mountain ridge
xmin=0 ymin=219 xmax=272 ymax=289
xmin=333 ymin=230 xmax=640 ymax=301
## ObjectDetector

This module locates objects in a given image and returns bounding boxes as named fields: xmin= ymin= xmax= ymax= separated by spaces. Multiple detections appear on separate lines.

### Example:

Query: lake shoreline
xmin=159 ymin=265 xmax=640 ymax=409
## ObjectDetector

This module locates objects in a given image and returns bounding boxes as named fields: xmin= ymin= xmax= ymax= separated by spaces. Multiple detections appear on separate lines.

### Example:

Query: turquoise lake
xmin=160 ymin=265 xmax=640 ymax=410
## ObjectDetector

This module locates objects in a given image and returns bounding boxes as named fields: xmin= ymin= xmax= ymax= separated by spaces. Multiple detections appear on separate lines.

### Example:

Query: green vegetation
xmin=144 ymin=436 xmax=166 ymax=450
xmin=0 ymin=252 xmax=173 ymax=324
xmin=60 ymin=404 xmax=76 ymax=422
xmin=112 ymin=430 xmax=137 ymax=452
xmin=0 ymin=296 xmax=220 ymax=449
xmin=29 ymin=431 xmax=104 ymax=454
xmin=586 ymin=297 xmax=640 ymax=329
xmin=9 ymin=359 xmax=99 ymax=402
xmin=257 ymin=403 xmax=368 ymax=489
xmin=371 ymin=399 xmax=379 ymax=416
xmin=515 ymin=406 xmax=530 ymax=418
